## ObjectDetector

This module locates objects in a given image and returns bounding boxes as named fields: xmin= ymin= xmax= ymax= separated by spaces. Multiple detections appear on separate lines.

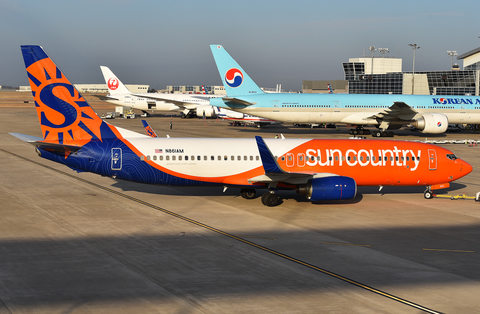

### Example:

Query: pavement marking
xmin=323 ymin=241 xmax=371 ymax=247
xmin=0 ymin=147 xmax=444 ymax=314
xmin=423 ymin=248 xmax=475 ymax=253
xmin=234 ymin=235 xmax=277 ymax=240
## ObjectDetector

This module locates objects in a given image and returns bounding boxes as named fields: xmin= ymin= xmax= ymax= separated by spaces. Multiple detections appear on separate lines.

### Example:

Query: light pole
xmin=409 ymin=43 xmax=420 ymax=94
xmin=369 ymin=46 xmax=376 ymax=74
xmin=378 ymin=48 xmax=389 ymax=57
xmin=447 ymin=50 xmax=457 ymax=69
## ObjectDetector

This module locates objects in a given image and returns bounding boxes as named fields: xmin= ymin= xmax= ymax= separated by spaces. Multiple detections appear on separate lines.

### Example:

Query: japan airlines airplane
xmin=210 ymin=45 xmax=480 ymax=137
xmin=99 ymin=66 xmax=218 ymax=118
xmin=12 ymin=46 xmax=472 ymax=207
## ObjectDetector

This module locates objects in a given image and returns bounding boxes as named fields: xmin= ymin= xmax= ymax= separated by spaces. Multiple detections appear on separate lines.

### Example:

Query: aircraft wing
xmin=131 ymin=93 xmax=208 ymax=109
xmin=249 ymin=136 xmax=338 ymax=186
xmin=222 ymin=97 xmax=256 ymax=107
xmin=368 ymin=101 xmax=418 ymax=121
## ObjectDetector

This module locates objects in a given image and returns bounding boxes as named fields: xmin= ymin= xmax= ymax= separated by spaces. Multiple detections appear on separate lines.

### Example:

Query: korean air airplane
xmin=11 ymin=45 xmax=472 ymax=207
xmin=210 ymin=45 xmax=480 ymax=137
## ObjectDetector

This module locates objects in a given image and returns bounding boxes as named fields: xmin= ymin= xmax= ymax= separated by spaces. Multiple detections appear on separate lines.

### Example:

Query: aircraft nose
xmin=458 ymin=159 xmax=473 ymax=176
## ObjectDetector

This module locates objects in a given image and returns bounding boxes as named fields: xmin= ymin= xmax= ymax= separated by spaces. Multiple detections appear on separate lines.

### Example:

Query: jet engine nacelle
xmin=297 ymin=176 xmax=357 ymax=202
xmin=196 ymin=105 xmax=216 ymax=118
xmin=411 ymin=113 xmax=448 ymax=134
xmin=225 ymin=111 xmax=244 ymax=119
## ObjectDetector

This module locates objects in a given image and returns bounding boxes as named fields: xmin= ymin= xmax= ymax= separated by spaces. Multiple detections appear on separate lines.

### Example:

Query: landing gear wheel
xmin=388 ymin=131 xmax=394 ymax=137
xmin=261 ymin=192 xmax=279 ymax=206
xmin=424 ymin=190 xmax=433 ymax=199
xmin=373 ymin=131 xmax=382 ymax=138
xmin=240 ymin=189 xmax=256 ymax=199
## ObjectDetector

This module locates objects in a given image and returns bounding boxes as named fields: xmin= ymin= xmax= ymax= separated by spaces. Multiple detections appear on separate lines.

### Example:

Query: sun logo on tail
xmin=225 ymin=68 xmax=243 ymax=88
xmin=26 ymin=58 xmax=104 ymax=146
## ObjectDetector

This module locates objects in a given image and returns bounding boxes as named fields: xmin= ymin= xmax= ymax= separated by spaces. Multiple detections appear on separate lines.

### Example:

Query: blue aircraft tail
xmin=21 ymin=45 xmax=117 ymax=147
xmin=210 ymin=45 xmax=264 ymax=97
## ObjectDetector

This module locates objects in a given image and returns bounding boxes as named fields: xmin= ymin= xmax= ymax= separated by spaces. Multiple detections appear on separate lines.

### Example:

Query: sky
xmin=1 ymin=0 xmax=480 ymax=91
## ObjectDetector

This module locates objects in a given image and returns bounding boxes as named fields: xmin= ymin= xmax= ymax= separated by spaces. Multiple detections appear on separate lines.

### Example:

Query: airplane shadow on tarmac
xmin=109 ymin=180 xmax=467 ymax=205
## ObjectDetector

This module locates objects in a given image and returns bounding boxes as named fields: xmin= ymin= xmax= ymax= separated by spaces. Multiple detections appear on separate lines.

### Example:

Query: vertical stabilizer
xmin=210 ymin=45 xmax=264 ymax=97
xmin=100 ymin=66 xmax=132 ymax=95
xmin=21 ymin=45 xmax=117 ymax=146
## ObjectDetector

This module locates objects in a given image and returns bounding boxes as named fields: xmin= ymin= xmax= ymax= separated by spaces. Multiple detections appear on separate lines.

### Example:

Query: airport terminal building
xmin=304 ymin=46 xmax=480 ymax=96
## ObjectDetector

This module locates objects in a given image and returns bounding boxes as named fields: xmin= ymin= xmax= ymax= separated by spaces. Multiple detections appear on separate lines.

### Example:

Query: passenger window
xmin=244 ymin=156 xmax=247 ymax=161
xmin=231 ymin=156 xmax=234 ymax=161
xmin=147 ymin=155 xmax=151 ymax=160
xmin=179 ymin=156 xmax=182 ymax=161
xmin=172 ymin=156 xmax=176 ymax=161
xmin=153 ymin=155 xmax=157 ymax=161
xmin=218 ymin=156 xmax=221 ymax=161
xmin=250 ymin=156 xmax=254 ymax=161
xmin=140 ymin=156 xmax=145 ymax=161
xmin=160 ymin=156 xmax=163 ymax=161
xmin=166 ymin=156 xmax=169 ymax=161
xmin=191 ymin=155 xmax=194 ymax=161
xmin=185 ymin=156 xmax=188 ymax=161
xmin=256 ymin=156 xmax=259 ymax=161
xmin=197 ymin=156 xmax=201 ymax=161
xmin=224 ymin=155 xmax=228 ymax=161
xmin=204 ymin=156 xmax=207 ymax=161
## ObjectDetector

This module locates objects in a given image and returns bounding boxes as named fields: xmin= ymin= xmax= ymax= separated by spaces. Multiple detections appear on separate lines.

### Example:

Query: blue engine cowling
xmin=297 ymin=176 xmax=357 ymax=201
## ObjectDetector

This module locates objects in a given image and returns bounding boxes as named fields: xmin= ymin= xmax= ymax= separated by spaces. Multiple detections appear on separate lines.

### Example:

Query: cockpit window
xmin=446 ymin=154 xmax=457 ymax=160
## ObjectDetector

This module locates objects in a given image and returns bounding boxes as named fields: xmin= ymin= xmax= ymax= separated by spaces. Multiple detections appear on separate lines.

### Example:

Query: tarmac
xmin=1 ymin=91 xmax=480 ymax=313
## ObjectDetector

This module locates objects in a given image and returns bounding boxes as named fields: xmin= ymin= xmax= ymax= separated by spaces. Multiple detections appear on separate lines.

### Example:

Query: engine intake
xmin=297 ymin=176 xmax=357 ymax=201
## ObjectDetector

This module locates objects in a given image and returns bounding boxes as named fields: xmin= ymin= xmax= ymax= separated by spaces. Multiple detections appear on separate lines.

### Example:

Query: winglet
xmin=255 ymin=136 xmax=285 ymax=174
xmin=141 ymin=120 xmax=158 ymax=138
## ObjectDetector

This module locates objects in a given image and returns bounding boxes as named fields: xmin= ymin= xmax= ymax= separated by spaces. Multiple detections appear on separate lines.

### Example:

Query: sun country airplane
xmin=12 ymin=45 xmax=472 ymax=206
xmin=98 ymin=66 xmax=219 ymax=118
xmin=210 ymin=44 xmax=480 ymax=137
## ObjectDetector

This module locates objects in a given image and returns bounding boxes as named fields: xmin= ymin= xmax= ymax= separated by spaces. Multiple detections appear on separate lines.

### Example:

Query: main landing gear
xmin=348 ymin=127 xmax=370 ymax=136
xmin=261 ymin=191 xmax=280 ymax=207
xmin=240 ymin=188 xmax=256 ymax=199
xmin=240 ymin=188 xmax=281 ymax=206
xmin=371 ymin=130 xmax=394 ymax=138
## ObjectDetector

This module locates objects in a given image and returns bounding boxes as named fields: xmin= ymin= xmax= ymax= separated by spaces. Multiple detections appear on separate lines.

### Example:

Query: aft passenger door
xmin=428 ymin=149 xmax=437 ymax=170
xmin=112 ymin=148 xmax=122 ymax=170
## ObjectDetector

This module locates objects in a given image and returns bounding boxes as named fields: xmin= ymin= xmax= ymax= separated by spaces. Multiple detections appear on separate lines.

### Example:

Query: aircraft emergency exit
xmin=12 ymin=45 xmax=472 ymax=206
xmin=210 ymin=44 xmax=480 ymax=137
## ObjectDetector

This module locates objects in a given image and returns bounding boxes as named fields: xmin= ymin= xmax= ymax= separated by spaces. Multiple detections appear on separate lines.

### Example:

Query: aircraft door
xmin=286 ymin=153 xmax=294 ymax=167
xmin=112 ymin=148 xmax=122 ymax=170
xmin=428 ymin=149 xmax=437 ymax=170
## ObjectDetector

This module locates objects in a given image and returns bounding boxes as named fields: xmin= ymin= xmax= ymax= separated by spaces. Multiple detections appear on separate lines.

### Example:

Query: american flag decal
xmin=155 ymin=149 xmax=163 ymax=153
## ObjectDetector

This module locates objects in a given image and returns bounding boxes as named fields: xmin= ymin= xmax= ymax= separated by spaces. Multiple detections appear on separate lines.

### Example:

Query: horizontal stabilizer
xmin=9 ymin=133 xmax=82 ymax=153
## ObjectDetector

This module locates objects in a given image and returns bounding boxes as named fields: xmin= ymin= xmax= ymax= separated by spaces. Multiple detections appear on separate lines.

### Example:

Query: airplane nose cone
xmin=459 ymin=159 xmax=473 ymax=176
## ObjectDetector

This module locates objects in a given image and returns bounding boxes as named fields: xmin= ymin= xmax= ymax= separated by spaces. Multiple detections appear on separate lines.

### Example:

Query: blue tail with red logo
xmin=210 ymin=45 xmax=264 ymax=97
